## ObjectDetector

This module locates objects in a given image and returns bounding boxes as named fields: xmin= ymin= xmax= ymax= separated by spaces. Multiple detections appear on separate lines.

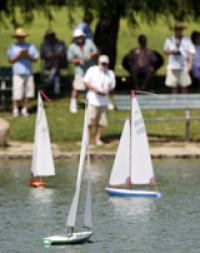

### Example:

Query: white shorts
xmin=88 ymin=104 xmax=108 ymax=127
xmin=72 ymin=74 xmax=85 ymax=91
xmin=165 ymin=69 xmax=191 ymax=88
xmin=12 ymin=75 xmax=35 ymax=100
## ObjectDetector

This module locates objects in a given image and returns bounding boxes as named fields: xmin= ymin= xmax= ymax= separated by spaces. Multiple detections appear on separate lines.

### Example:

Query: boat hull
xmin=29 ymin=179 xmax=46 ymax=188
xmin=105 ymin=187 xmax=162 ymax=198
xmin=42 ymin=231 xmax=93 ymax=245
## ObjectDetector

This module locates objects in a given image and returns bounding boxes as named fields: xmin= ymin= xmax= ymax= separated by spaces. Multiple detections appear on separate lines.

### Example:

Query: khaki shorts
xmin=165 ymin=69 xmax=191 ymax=88
xmin=72 ymin=74 xmax=85 ymax=91
xmin=88 ymin=104 xmax=108 ymax=127
xmin=12 ymin=75 xmax=35 ymax=100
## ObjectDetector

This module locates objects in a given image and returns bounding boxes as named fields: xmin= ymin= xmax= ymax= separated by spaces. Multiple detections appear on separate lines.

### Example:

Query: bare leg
xmin=24 ymin=97 xmax=29 ymax=110
xmin=12 ymin=100 xmax=19 ymax=110
xmin=131 ymin=66 xmax=140 ymax=90
xmin=172 ymin=87 xmax=178 ymax=94
xmin=70 ymin=89 xmax=78 ymax=113
xmin=95 ymin=125 xmax=103 ymax=145
xmin=141 ymin=67 xmax=154 ymax=90
xmin=88 ymin=125 xmax=93 ymax=144
xmin=181 ymin=87 xmax=188 ymax=94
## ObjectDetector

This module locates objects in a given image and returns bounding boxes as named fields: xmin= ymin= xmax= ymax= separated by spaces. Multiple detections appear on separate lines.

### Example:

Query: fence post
xmin=185 ymin=110 xmax=190 ymax=141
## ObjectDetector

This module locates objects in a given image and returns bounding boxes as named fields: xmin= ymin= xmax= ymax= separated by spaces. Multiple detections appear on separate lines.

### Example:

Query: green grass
xmin=2 ymin=94 xmax=200 ymax=152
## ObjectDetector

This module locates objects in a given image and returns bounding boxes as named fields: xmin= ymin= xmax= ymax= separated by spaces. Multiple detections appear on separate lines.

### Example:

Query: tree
xmin=1 ymin=0 xmax=200 ymax=69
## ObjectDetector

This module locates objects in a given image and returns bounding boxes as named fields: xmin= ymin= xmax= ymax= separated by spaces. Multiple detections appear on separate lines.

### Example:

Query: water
xmin=0 ymin=158 xmax=200 ymax=253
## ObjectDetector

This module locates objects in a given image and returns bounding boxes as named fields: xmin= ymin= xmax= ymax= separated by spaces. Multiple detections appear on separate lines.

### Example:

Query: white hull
xmin=105 ymin=187 xmax=162 ymax=198
xmin=42 ymin=230 xmax=93 ymax=245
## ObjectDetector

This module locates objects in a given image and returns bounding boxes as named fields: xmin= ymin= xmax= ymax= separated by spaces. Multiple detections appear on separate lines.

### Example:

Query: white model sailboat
xmin=42 ymin=103 xmax=93 ymax=245
xmin=29 ymin=92 xmax=55 ymax=188
xmin=105 ymin=91 xmax=161 ymax=198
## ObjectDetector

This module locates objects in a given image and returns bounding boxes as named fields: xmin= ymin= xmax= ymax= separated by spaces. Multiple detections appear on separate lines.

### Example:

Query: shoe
xmin=12 ymin=108 xmax=19 ymax=117
xmin=70 ymin=99 xmax=77 ymax=113
xmin=21 ymin=107 xmax=29 ymax=117
xmin=95 ymin=139 xmax=104 ymax=146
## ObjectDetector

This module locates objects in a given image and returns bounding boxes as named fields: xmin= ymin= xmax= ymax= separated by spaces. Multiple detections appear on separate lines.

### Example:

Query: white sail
xmin=67 ymin=106 xmax=90 ymax=228
xmin=109 ymin=119 xmax=131 ymax=185
xmin=84 ymin=148 xmax=92 ymax=229
xmin=131 ymin=94 xmax=155 ymax=184
xmin=31 ymin=93 xmax=55 ymax=177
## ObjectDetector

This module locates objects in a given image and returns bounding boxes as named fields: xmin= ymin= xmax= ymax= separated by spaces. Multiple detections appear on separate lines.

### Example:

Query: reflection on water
xmin=0 ymin=159 xmax=200 ymax=253
xmin=29 ymin=188 xmax=55 ymax=204
xmin=109 ymin=197 xmax=155 ymax=221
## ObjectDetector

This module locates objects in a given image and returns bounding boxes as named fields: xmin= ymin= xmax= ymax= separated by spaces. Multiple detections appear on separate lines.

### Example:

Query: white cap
xmin=73 ymin=29 xmax=85 ymax=38
xmin=98 ymin=55 xmax=109 ymax=64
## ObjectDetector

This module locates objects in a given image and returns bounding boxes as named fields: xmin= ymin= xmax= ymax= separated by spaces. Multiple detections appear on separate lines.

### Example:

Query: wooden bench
xmin=114 ymin=93 xmax=200 ymax=141
xmin=0 ymin=67 xmax=12 ymax=110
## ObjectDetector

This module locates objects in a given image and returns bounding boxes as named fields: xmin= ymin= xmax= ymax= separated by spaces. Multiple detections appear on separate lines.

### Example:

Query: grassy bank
xmin=1 ymin=94 xmax=200 ymax=152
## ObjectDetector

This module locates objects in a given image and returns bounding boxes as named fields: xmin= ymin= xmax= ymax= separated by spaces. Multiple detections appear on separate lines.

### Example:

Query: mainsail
xmin=131 ymin=94 xmax=155 ymax=184
xmin=67 ymin=105 xmax=91 ymax=229
xmin=31 ymin=92 xmax=55 ymax=177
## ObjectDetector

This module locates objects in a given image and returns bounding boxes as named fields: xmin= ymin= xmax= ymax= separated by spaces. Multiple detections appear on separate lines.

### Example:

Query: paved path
xmin=1 ymin=141 xmax=200 ymax=159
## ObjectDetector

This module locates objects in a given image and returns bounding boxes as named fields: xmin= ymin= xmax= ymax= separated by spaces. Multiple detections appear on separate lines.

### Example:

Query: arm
xmin=187 ymin=53 xmax=193 ymax=71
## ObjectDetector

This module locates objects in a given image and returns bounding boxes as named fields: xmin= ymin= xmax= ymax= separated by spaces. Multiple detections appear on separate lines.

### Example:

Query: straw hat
xmin=174 ymin=21 xmax=186 ymax=30
xmin=13 ymin=28 xmax=28 ymax=37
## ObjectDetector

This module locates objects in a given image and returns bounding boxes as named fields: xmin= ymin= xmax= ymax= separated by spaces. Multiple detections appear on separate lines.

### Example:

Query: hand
xmin=79 ymin=59 xmax=84 ymax=65
xmin=83 ymin=54 xmax=91 ymax=61
xmin=20 ymin=49 xmax=29 ymax=57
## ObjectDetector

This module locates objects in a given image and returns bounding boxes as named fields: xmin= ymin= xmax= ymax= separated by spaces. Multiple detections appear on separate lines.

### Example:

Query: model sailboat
xmin=42 ymin=103 xmax=93 ymax=245
xmin=29 ymin=92 xmax=55 ymax=188
xmin=105 ymin=91 xmax=161 ymax=198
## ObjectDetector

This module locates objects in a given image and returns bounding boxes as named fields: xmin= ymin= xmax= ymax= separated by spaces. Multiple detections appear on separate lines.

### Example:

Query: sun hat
xmin=174 ymin=21 xmax=186 ymax=29
xmin=73 ymin=29 xmax=85 ymax=38
xmin=99 ymin=55 xmax=109 ymax=64
xmin=13 ymin=28 xmax=28 ymax=37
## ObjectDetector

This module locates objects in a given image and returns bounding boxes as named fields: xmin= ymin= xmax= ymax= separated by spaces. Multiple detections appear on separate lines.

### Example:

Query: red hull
xmin=29 ymin=179 xmax=46 ymax=188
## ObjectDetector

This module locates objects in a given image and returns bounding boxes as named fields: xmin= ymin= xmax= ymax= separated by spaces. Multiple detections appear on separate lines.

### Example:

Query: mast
xmin=129 ymin=90 xmax=135 ymax=188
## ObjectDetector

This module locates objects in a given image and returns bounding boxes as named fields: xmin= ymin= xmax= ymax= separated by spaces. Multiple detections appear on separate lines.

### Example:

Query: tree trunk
xmin=94 ymin=16 xmax=120 ymax=70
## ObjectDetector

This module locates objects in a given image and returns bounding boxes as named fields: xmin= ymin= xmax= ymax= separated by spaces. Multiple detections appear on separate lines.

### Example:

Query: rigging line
xmin=134 ymin=90 xmax=162 ymax=98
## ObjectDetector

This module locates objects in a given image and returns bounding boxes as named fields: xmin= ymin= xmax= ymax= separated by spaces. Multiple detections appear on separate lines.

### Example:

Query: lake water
xmin=0 ymin=158 xmax=200 ymax=253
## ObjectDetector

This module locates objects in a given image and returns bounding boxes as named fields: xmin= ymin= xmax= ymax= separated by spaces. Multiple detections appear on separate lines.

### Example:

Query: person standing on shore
xmin=7 ymin=28 xmax=39 ymax=117
xmin=164 ymin=22 xmax=195 ymax=94
xmin=67 ymin=29 xmax=97 ymax=113
xmin=83 ymin=55 xmax=115 ymax=146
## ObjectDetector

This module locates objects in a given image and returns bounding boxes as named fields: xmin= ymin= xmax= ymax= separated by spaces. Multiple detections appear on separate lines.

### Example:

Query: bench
xmin=0 ymin=67 xmax=12 ymax=110
xmin=114 ymin=93 xmax=200 ymax=141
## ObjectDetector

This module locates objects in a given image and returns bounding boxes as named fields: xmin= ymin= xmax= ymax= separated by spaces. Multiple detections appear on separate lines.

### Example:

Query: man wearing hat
xmin=164 ymin=22 xmax=195 ymax=93
xmin=7 ymin=28 xmax=39 ymax=117
xmin=40 ymin=28 xmax=67 ymax=94
xmin=83 ymin=55 xmax=116 ymax=146
xmin=67 ymin=28 xmax=98 ymax=113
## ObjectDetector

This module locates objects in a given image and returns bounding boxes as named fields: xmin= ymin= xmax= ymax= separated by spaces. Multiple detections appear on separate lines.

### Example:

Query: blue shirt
xmin=67 ymin=39 xmax=97 ymax=76
xmin=7 ymin=43 xmax=39 ymax=75
xmin=76 ymin=22 xmax=93 ymax=40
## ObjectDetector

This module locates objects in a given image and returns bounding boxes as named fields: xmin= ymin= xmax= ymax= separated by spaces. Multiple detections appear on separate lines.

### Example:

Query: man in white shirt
xmin=83 ymin=55 xmax=116 ymax=146
xmin=164 ymin=22 xmax=195 ymax=93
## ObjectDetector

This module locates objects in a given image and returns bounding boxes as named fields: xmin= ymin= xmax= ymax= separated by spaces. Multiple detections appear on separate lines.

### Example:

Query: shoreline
xmin=1 ymin=141 xmax=200 ymax=159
